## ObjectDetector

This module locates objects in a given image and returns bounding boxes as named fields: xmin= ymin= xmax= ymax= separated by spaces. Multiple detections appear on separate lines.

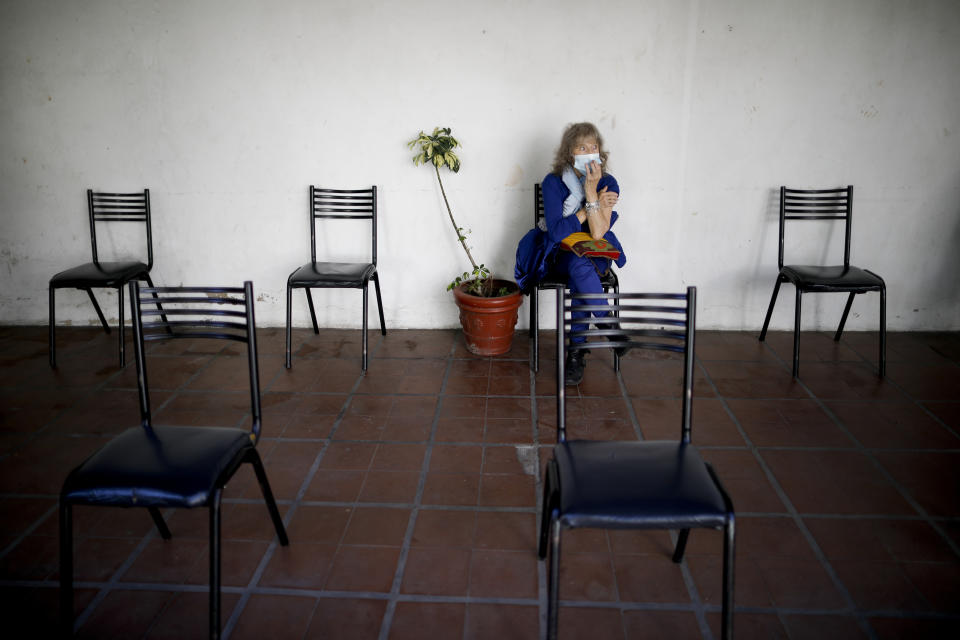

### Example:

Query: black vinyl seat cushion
xmin=554 ymin=440 xmax=728 ymax=530
xmin=288 ymin=261 xmax=376 ymax=288
xmin=62 ymin=426 xmax=252 ymax=508
xmin=50 ymin=261 xmax=150 ymax=288
xmin=781 ymin=265 xmax=884 ymax=292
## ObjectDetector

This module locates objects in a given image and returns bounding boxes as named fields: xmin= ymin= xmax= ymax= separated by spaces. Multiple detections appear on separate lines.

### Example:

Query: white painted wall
xmin=2 ymin=0 xmax=958 ymax=330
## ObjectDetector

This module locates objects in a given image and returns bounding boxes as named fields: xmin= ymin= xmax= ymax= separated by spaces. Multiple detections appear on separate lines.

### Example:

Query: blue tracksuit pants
xmin=553 ymin=251 xmax=611 ymax=344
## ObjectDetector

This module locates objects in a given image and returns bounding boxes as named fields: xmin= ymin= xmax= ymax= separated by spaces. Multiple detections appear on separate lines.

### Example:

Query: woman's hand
xmin=599 ymin=186 xmax=618 ymax=212
xmin=584 ymin=160 xmax=602 ymax=196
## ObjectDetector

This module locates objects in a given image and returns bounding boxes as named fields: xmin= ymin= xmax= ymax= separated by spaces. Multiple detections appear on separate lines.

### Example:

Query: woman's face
xmin=572 ymin=136 xmax=599 ymax=158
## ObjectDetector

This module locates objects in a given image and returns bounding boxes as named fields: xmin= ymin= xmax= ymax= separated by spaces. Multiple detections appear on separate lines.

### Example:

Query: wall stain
xmin=505 ymin=164 xmax=523 ymax=187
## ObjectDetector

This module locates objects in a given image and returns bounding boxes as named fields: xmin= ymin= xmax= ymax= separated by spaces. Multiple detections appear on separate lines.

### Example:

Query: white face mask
xmin=572 ymin=153 xmax=601 ymax=174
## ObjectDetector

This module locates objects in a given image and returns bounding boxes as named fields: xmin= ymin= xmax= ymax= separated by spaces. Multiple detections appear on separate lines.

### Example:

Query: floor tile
xmin=325 ymin=545 xmax=401 ymax=592
xmin=304 ymin=597 xmax=386 ymax=639
xmin=77 ymin=589 xmax=173 ymax=639
xmin=388 ymin=601 xmax=465 ymax=640
xmin=464 ymin=603 xmax=539 ymax=640
xmin=229 ymin=593 xmax=317 ymax=640
xmin=761 ymin=449 xmax=915 ymax=515
xmin=623 ymin=610 xmax=704 ymax=639
xmin=401 ymin=546 xmax=470 ymax=595
xmin=469 ymin=548 xmax=538 ymax=598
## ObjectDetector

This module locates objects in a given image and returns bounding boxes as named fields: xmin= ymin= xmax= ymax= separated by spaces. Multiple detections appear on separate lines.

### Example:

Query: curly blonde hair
xmin=550 ymin=122 xmax=609 ymax=176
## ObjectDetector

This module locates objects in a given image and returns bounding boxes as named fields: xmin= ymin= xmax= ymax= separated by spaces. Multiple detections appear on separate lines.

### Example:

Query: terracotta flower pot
xmin=453 ymin=279 xmax=522 ymax=356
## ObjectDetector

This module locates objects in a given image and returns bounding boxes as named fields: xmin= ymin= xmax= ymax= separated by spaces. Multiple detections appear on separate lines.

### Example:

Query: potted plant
xmin=408 ymin=126 xmax=522 ymax=356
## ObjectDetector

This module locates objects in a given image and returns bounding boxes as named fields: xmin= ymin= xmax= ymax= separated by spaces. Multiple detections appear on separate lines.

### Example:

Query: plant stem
xmin=435 ymin=164 xmax=478 ymax=271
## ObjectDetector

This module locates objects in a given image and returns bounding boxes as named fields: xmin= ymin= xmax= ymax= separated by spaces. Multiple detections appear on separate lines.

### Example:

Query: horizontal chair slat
xmin=143 ymin=331 xmax=248 ymax=343
xmin=139 ymin=296 xmax=245 ymax=306
xmin=566 ymin=326 xmax=687 ymax=340
xmin=93 ymin=211 xmax=148 ymax=216
xmin=142 ymin=320 xmax=249 ymax=332
xmin=586 ymin=317 xmax=687 ymax=328
xmin=567 ymin=338 xmax=685 ymax=354
xmin=313 ymin=195 xmax=374 ymax=201
xmin=568 ymin=292 xmax=687 ymax=300
xmin=783 ymin=188 xmax=849 ymax=194
xmin=140 ymin=287 xmax=245 ymax=295
xmin=141 ymin=309 xmax=247 ymax=318
xmin=563 ymin=303 xmax=687 ymax=315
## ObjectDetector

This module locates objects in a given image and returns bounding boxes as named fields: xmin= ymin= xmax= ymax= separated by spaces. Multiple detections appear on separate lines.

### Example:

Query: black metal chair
xmin=529 ymin=183 xmax=619 ymax=372
xmin=759 ymin=186 xmax=886 ymax=377
xmin=49 ymin=189 xmax=160 ymax=368
xmin=60 ymin=281 xmax=289 ymax=640
xmin=285 ymin=186 xmax=386 ymax=371
xmin=538 ymin=287 xmax=735 ymax=640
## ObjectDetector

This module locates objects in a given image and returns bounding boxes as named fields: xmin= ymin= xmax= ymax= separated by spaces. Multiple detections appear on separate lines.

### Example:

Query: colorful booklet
xmin=560 ymin=232 xmax=621 ymax=259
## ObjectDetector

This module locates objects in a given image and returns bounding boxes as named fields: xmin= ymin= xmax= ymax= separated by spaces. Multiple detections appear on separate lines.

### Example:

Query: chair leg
xmin=612 ymin=280 xmax=621 ymax=373
xmin=285 ymin=284 xmax=294 ymax=369
xmin=305 ymin=289 xmax=320 ymax=334
xmin=879 ymin=285 xmax=886 ymax=378
xmin=793 ymin=288 xmax=802 ymax=378
xmin=209 ymin=490 xmax=222 ymax=640
xmin=373 ymin=272 xmax=386 ymax=335
xmin=834 ymin=292 xmax=856 ymax=341
xmin=362 ymin=284 xmax=369 ymax=372
xmin=248 ymin=449 xmax=289 ymax=545
xmin=758 ymin=277 xmax=782 ymax=342
xmin=142 ymin=274 xmax=172 ymax=332
xmin=721 ymin=514 xmax=736 ymax=640
xmin=49 ymin=286 xmax=57 ymax=368
xmin=672 ymin=528 xmax=691 ymax=563
xmin=148 ymin=507 xmax=172 ymax=540
xmin=531 ymin=289 xmax=540 ymax=373
xmin=85 ymin=288 xmax=110 ymax=333
xmin=59 ymin=499 xmax=74 ymax=637
xmin=547 ymin=517 xmax=562 ymax=640
xmin=538 ymin=460 xmax=555 ymax=559
xmin=117 ymin=284 xmax=125 ymax=368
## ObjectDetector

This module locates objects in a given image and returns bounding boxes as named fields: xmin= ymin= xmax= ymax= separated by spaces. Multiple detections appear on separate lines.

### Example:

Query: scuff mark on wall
xmin=505 ymin=164 xmax=523 ymax=187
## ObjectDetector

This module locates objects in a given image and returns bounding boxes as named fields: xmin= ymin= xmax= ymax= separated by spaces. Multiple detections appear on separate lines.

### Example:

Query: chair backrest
xmin=534 ymin=183 xmax=543 ymax=225
xmin=309 ymin=186 xmax=377 ymax=265
xmin=129 ymin=281 xmax=262 ymax=442
xmin=557 ymin=287 xmax=696 ymax=444
xmin=88 ymin=189 xmax=153 ymax=268
xmin=778 ymin=186 xmax=853 ymax=270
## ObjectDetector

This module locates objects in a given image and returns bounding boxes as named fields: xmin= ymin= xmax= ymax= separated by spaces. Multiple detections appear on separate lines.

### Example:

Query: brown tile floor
xmin=1 ymin=325 xmax=959 ymax=638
